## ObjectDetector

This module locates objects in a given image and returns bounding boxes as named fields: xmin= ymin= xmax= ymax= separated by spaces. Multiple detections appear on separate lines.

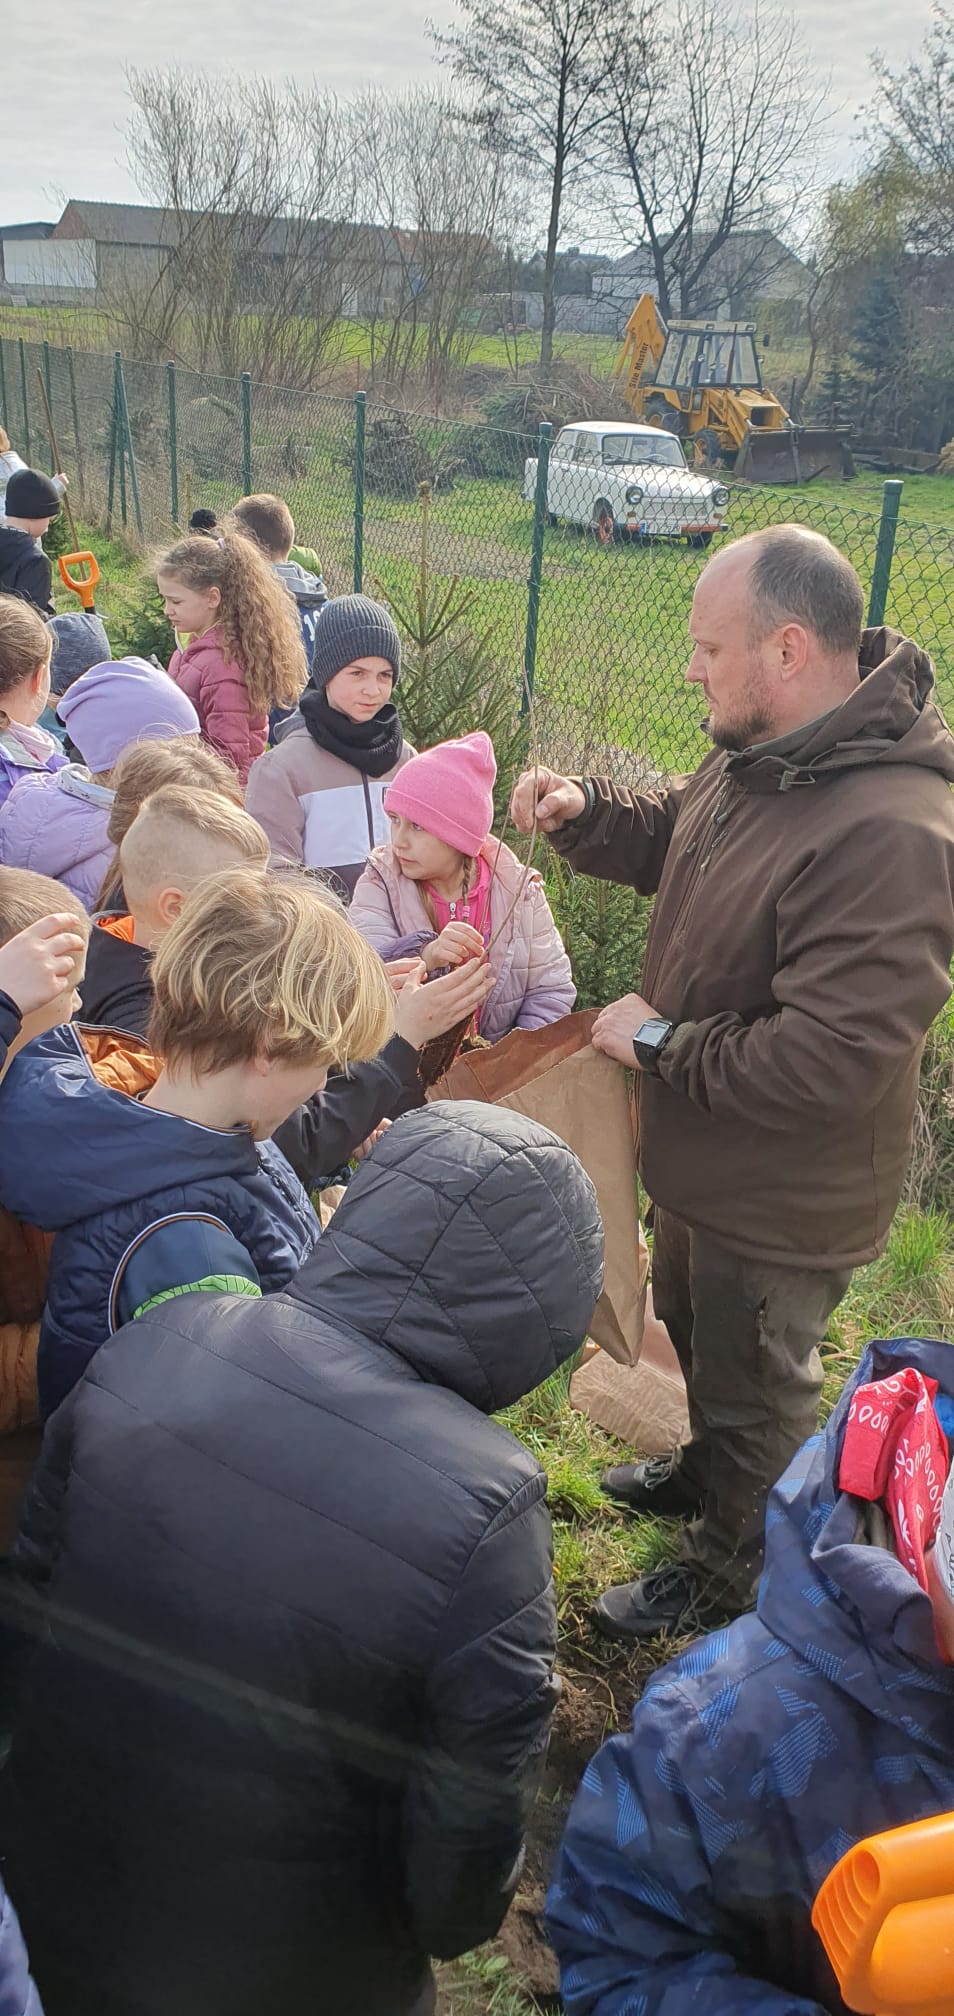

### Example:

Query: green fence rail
xmin=1 ymin=333 xmax=951 ymax=781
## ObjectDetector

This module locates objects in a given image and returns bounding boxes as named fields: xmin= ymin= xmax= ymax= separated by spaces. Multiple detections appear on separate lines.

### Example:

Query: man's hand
xmin=0 ymin=915 xmax=86 ymax=1017
xmin=510 ymin=766 xmax=586 ymax=835
xmin=395 ymin=957 xmax=495 ymax=1051
xmin=423 ymin=921 xmax=485 ymax=973
xmin=591 ymin=993 xmax=657 ymax=1067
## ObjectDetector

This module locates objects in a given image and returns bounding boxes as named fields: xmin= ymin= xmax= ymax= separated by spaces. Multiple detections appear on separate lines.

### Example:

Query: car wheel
xmin=592 ymin=503 xmax=616 ymax=546
xmin=547 ymin=510 xmax=558 ymax=527
xmin=686 ymin=530 xmax=714 ymax=548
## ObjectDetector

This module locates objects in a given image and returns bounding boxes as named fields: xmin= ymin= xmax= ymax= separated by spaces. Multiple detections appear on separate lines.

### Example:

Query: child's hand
xmin=0 ymin=915 xmax=85 ymax=1017
xmin=384 ymin=958 xmax=425 ymax=995
xmin=395 ymin=956 xmax=494 ymax=1050
xmin=353 ymin=1120 xmax=392 ymax=1162
xmin=55 ymin=473 xmax=69 ymax=490
xmin=423 ymin=922 xmax=485 ymax=973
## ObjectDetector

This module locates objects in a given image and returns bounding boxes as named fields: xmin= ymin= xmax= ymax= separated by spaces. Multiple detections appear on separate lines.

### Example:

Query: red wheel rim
xmin=596 ymin=513 xmax=614 ymax=544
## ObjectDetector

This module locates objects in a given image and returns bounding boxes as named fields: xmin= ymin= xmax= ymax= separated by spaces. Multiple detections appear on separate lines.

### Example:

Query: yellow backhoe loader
xmin=616 ymin=294 xmax=854 ymax=485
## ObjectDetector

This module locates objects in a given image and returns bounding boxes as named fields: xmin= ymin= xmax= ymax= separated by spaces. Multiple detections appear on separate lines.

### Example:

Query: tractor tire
xmin=692 ymin=426 xmax=725 ymax=468
xmin=592 ymin=502 xmax=617 ymax=546
xmin=646 ymin=396 xmax=683 ymax=437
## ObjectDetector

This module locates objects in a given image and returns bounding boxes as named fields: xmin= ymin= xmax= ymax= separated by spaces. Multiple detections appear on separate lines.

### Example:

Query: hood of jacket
xmin=0 ymin=1022 xmax=264 ymax=1232
xmin=274 ymin=559 xmax=328 ymax=609
xmin=285 ymin=1100 xmax=604 ymax=1413
xmin=728 ymin=627 xmax=954 ymax=796
xmin=759 ymin=1333 xmax=954 ymax=1752
xmin=0 ymin=766 xmax=113 ymax=881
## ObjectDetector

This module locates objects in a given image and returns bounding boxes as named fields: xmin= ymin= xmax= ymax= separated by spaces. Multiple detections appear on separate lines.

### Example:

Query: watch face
xmin=637 ymin=1019 xmax=672 ymax=1048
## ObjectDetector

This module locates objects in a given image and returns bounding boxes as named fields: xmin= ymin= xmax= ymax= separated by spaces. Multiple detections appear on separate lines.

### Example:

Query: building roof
xmin=0 ymin=221 xmax=56 ymax=240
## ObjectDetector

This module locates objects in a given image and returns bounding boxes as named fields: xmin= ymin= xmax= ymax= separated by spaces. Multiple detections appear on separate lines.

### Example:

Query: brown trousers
xmin=651 ymin=1209 xmax=851 ymax=1612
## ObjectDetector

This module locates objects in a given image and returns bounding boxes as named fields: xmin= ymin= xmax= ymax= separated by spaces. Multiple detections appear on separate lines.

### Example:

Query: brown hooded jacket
xmin=552 ymin=628 xmax=954 ymax=1268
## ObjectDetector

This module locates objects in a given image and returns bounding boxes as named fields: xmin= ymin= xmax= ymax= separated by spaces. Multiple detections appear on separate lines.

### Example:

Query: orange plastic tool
xmin=58 ymin=552 xmax=100 ymax=612
xmin=812 ymin=1813 xmax=954 ymax=2015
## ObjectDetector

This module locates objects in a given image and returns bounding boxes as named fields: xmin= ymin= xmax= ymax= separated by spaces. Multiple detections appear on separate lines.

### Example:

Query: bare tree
xmin=353 ymin=89 xmax=512 ymax=395
xmin=873 ymin=5 xmax=954 ymax=259
xmin=604 ymin=0 xmax=827 ymax=321
xmin=117 ymin=71 xmax=364 ymax=384
xmin=433 ymin=0 xmax=644 ymax=374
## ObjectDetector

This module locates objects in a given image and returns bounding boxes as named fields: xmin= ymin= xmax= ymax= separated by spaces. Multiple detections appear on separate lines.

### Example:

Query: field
xmin=65 ymin=499 xmax=954 ymax=2014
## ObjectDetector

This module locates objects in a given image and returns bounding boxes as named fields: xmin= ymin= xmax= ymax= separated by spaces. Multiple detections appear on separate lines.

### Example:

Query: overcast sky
xmin=0 ymin=0 xmax=939 ymax=233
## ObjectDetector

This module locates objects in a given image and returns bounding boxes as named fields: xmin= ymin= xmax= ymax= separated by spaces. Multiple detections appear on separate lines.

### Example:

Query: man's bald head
xmin=688 ymin=526 xmax=864 ymax=749
xmin=702 ymin=527 xmax=864 ymax=659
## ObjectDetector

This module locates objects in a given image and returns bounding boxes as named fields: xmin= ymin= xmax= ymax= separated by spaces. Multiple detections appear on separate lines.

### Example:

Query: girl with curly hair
xmin=159 ymin=533 xmax=307 ymax=783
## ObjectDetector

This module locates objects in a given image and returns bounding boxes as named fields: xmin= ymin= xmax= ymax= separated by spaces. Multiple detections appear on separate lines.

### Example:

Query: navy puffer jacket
xmin=1 ymin=1103 xmax=603 ymax=2016
xmin=0 ymin=1022 xmax=318 ymax=1415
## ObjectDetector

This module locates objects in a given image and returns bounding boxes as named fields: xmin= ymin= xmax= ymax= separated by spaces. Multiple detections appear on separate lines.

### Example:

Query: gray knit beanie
xmin=48 ymin=612 xmax=112 ymax=695
xmin=310 ymin=595 xmax=401 ymax=693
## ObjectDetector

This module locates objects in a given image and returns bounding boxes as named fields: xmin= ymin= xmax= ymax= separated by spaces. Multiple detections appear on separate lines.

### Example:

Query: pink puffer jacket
xmin=349 ymin=837 xmax=575 ymax=1043
xmin=168 ymin=628 xmax=265 ymax=784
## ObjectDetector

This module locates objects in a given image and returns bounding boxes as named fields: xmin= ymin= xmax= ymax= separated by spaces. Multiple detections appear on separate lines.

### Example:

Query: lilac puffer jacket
xmin=0 ymin=766 xmax=114 ymax=912
xmin=349 ymin=837 xmax=576 ymax=1042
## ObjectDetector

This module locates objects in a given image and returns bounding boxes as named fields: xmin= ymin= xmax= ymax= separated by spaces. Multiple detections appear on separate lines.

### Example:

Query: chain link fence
xmin=2 ymin=333 xmax=952 ymax=782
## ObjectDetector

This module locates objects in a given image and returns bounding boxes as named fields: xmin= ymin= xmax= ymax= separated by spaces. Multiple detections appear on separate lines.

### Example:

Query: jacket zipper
xmin=643 ymin=775 xmax=739 ymax=999
xmin=361 ymin=775 xmax=376 ymax=853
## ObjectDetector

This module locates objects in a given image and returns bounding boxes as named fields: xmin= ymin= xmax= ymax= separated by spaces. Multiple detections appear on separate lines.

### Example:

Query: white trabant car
xmin=523 ymin=420 xmax=730 ymax=546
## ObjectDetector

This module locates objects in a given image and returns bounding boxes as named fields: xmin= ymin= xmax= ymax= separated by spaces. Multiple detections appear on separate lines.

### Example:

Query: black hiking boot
xmin=590 ymin=1565 xmax=729 ymax=1646
xmin=600 ymin=1452 xmax=705 ymax=1520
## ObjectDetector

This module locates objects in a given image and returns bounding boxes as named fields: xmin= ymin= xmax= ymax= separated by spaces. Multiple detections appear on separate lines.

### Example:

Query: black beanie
xmin=5 ymin=469 xmax=61 ymax=520
xmin=310 ymin=595 xmax=401 ymax=692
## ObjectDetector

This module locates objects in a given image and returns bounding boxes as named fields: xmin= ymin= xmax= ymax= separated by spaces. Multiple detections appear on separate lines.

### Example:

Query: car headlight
xmin=712 ymin=485 xmax=730 ymax=507
xmin=625 ymin=485 xmax=644 ymax=505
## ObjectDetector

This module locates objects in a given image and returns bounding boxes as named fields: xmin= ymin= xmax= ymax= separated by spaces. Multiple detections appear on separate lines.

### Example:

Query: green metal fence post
xmin=112 ymin=353 xmax=128 ymax=530
xmin=522 ymin=421 xmax=552 ymax=716
xmin=42 ymin=341 xmax=54 ymax=473
xmin=0 ymin=340 xmax=7 ymax=432
xmin=353 ymin=390 xmax=366 ymax=593
xmin=66 ymin=347 xmax=86 ymax=508
xmin=17 ymin=339 xmax=30 ymax=461
xmin=241 ymin=372 xmax=252 ymax=496
xmin=116 ymin=353 xmax=143 ymax=539
xmin=106 ymin=355 xmax=119 ymax=535
xmin=868 ymin=479 xmax=903 ymax=627
xmin=167 ymin=361 xmax=179 ymax=524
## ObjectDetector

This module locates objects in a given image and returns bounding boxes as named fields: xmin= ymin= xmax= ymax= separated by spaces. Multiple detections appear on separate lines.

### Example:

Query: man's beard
xmin=705 ymin=665 xmax=775 ymax=751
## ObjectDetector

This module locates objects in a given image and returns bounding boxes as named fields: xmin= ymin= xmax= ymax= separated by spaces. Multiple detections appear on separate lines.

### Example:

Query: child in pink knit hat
xmin=349 ymin=731 xmax=575 ymax=1043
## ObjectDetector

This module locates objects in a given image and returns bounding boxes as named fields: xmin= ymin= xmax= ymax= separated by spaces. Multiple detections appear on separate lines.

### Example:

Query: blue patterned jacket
xmin=547 ymin=1335 xmax=954 ymax=2015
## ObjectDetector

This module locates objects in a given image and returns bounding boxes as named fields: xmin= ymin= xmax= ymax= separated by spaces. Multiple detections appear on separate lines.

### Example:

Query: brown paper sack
xmin=428 ymin=1010 xmax=647 ymax=1366
xmin=569 ymin=1287 xmax=690 ymax=1456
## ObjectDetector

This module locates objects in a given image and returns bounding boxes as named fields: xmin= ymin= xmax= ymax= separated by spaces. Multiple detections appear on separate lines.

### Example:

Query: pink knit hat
xmin=385 ymin=731 xmax=497 ymax=855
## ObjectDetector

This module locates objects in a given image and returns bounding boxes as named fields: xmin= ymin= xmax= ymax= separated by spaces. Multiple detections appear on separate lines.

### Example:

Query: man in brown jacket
xmin=512 ymin=525 xmax=954 ymax=1642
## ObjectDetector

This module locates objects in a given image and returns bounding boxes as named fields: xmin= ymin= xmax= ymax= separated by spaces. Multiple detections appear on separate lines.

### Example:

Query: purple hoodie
xmin=0 ymin=766 xmax=114 ymax=911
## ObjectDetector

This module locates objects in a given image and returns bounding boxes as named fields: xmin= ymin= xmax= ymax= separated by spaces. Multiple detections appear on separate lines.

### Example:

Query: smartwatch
xmin=633 ymin=1017 xmax=676 ymax=1073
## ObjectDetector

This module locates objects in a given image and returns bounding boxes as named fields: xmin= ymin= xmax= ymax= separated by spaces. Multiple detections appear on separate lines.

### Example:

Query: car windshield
xmin=601 ymin=433 xmax=685 ymax=469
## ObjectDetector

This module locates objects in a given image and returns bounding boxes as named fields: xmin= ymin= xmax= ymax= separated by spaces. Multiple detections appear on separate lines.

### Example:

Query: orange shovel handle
xmin=58 ymin=552 xmax=100 ymax=611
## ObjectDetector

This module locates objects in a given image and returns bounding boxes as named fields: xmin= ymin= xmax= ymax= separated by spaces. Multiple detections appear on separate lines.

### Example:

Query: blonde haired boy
xmin=79 ymin=786 xmax=270 ymax=1036
xmin=0 ymin=867 xmax=394 ymax=1416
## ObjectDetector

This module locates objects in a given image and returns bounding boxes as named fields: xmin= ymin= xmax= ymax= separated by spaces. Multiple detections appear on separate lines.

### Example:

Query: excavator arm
xmin=616 ymin=293 xmax=668 ymax=403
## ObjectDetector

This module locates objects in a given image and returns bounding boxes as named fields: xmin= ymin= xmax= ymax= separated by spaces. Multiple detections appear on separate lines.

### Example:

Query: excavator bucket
xmin=736 ymin=427 xmax=855 ymax=486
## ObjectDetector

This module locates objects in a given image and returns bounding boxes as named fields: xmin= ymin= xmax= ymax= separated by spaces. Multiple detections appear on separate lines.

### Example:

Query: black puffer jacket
xmin=1 ymin=1103 xmax=603 ymax=2016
